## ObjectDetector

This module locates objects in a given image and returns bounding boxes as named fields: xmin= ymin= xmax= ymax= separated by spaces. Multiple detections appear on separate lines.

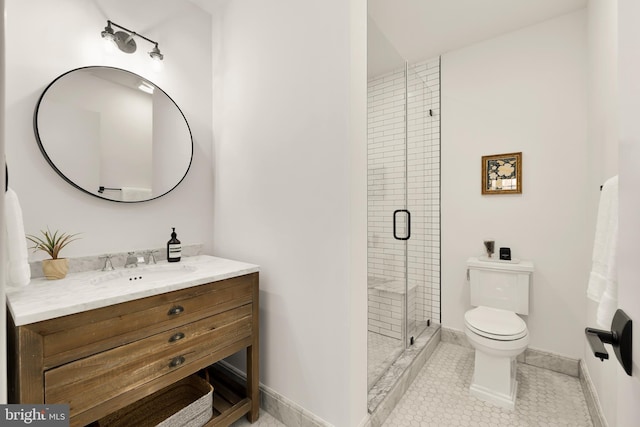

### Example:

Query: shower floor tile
xmin=368 ymin=331 xmax=403 ymax=390
xmin=382 ymin=342 xmax=593 ymax=426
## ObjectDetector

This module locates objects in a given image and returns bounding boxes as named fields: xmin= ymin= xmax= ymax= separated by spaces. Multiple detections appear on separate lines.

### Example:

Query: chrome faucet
xmin=124 ymin=252 xmax=139 ymax=268
xmin=144 ymin=250 xmax=158 ymax=265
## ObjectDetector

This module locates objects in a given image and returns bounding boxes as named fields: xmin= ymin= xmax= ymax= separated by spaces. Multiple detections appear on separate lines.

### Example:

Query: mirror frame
xmin=33 ymin=66 xmax=193 ymax=203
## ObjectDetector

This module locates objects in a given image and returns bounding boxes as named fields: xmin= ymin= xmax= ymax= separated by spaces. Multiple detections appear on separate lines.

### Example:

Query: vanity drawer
xmin=33 ymin=274 xmax=254 ymax=368
xmin=44 ymin=304 xmax=253 ymax=424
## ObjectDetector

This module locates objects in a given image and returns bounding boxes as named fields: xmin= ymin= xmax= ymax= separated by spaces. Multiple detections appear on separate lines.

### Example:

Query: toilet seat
xmin=464 ymin=306 xmax=527 ymax=341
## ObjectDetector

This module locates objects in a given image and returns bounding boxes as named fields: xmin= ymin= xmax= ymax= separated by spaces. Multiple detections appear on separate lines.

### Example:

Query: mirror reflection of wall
xmin=35 ymin=67 xmax=192 ymax=202
xmin=152 ymin=86 xmax=192 ymax=196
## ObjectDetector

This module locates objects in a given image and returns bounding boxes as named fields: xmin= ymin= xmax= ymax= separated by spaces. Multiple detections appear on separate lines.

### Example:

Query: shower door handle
xmin=393 ymin=209 xmax=411 ymax=240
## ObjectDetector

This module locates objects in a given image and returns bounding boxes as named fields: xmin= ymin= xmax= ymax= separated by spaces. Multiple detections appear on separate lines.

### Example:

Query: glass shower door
xmin=367 ymin=60 xmax=408 ymax=389
xmin=405 ymin=63 xmax=434 ymax=343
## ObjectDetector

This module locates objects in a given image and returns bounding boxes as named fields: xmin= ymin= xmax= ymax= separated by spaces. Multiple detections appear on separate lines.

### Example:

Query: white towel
xmin=4 ymin=187 xmax=31 ymax=287
xmin=586 ymin=175 xmax=618 ymax=328
xmin=121 ymin=187 xmax=152 ymax=202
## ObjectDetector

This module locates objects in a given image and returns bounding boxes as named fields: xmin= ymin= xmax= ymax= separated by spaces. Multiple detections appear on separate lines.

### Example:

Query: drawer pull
xmin=169 ymin=332 xmax=185 ymax=343
xmin=168 ymin=305 xmax=184 ymax=316
xmin=169 ymin=355 xmax=185 ymax=368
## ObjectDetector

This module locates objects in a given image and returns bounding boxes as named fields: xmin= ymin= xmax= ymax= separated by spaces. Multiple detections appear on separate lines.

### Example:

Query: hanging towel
xmin=121 ymin=187 xmax=152 ymax=202
xmin=4 ymin=187 xmax=31 ymax=287
xmin=586 ymin=175 xmax=618 ymax=328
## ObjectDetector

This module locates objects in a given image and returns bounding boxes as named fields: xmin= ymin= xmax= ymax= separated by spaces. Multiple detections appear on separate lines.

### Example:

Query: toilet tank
xmin=467 ymin=257 xmax=534 ymax=315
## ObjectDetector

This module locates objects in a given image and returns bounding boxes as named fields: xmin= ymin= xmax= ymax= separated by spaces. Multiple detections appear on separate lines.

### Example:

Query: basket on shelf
xmin=97 ymin=375 xmax=213 ymax=427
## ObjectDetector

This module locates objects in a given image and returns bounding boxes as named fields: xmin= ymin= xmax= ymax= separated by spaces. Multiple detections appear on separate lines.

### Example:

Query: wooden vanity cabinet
xmin=8 ymin=272 xmax=259 ymax=427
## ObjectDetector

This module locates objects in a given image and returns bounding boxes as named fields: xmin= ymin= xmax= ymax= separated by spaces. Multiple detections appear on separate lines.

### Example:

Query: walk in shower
xmin=366 ymin=37 xmax=441 ymax=398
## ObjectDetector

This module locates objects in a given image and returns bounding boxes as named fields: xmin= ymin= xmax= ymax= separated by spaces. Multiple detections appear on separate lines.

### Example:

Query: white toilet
xmin=464 ymin=256 xmax=534 ymax=409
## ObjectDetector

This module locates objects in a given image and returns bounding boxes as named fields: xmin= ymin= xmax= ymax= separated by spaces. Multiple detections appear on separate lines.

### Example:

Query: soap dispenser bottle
xmin=167 ymin=227 xmax=181 ymax=262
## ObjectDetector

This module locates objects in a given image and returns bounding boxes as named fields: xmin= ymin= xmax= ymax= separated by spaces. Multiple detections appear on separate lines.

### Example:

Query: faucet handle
xmin=100 ymin=254 xmax=115 ymax=271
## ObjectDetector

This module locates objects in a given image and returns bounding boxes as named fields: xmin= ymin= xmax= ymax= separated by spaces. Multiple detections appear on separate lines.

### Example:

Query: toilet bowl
xmin=464 ymin=306 xmax=529 ymax=357
xmin=465 ymin=257 xmax=534 ymax=410
xmin=464 ymin=306 xmax=529 ymax=409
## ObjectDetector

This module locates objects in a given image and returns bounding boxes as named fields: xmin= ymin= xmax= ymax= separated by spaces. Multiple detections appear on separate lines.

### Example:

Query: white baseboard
xmin=441 ymin=327 xmax=580 ymax=377
xmin=578 ymin=359 xmax=608 ymax=427
xmin=216 ymin=360 xmax=333 ymax=427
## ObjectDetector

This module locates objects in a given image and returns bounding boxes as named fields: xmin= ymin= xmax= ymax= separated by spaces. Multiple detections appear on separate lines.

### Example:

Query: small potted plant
xmin=26 ymin=228 xmax=81 ymax=280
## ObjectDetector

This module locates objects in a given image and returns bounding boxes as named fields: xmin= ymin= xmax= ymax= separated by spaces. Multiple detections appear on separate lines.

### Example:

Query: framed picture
xmin=481 ymin=152 xmax=522 ymax=195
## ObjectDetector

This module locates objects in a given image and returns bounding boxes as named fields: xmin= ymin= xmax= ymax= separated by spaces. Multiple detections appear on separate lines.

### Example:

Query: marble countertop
xmin=7 ymin=255 xmax=259 ymax=326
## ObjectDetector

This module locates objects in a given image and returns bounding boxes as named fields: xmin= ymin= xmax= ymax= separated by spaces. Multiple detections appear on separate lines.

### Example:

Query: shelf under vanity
xmin=6 ymin=255 xmax=260 ymax=427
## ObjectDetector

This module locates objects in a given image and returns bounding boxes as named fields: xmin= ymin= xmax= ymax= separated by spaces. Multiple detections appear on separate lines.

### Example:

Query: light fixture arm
xmin=102 ymin=20 xmax=164 ymax=60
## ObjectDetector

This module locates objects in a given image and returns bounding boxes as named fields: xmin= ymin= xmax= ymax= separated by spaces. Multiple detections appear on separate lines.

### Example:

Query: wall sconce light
xmin=101 ymin=20 xmax=164 ymax=61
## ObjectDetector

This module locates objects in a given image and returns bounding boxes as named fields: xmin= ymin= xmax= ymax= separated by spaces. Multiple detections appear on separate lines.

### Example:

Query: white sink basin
xmin=90 ymin=264 xmax=198 ymax=286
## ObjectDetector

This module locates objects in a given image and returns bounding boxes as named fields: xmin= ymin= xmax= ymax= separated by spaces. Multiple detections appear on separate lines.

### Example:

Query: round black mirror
xmin=34 ymin=66 xmax=193 ymax=202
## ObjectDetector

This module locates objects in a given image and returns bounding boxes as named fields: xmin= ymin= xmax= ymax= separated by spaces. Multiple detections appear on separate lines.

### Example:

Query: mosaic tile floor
xmin=230 ymin=342 xmax=593 ymax=426
xmin=230 ymin=410 xmax=284 ymax=427
xmin=382 ymin=342 xmax=593 ymax=426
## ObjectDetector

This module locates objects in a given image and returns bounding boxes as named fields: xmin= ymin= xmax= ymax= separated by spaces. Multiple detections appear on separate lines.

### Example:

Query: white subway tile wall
xmin=367 ymin=58 xmax=441 ymax=339
xmin=367 ymin=281 xmax=417 ymax=339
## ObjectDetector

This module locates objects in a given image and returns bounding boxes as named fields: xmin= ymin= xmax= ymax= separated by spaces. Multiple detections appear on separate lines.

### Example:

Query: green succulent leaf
xmin=26 ymin=227 xmax=81 ymax=259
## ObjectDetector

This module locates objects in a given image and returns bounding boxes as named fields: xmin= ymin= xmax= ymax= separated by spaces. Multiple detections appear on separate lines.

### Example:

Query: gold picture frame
xmin=481 ymin=152 xmax=522 ymax=195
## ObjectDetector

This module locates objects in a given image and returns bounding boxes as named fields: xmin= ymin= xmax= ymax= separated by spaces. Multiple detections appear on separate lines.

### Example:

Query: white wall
xmin=4 ymin=0 xmax=213 ymax=258
xmin=584 ymin=0 xmax=619 ymax=424
xmin=441 ymin=10 xmax=590 ymax=358
xmin=211 ymin=1 xmax=368 ymax=426
xmin=617 ymin=2 xmax=640 ymax=425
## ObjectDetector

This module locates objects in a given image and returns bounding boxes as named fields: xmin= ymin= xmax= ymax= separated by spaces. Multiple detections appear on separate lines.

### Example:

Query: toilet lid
xmin=464 ymin=306 xmax=527 ymax=340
